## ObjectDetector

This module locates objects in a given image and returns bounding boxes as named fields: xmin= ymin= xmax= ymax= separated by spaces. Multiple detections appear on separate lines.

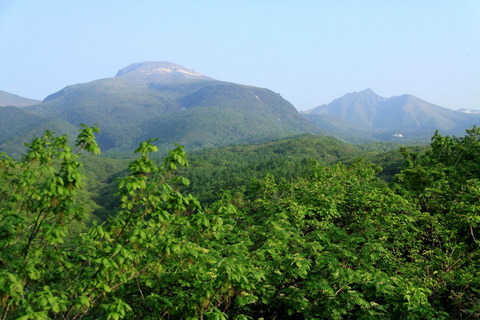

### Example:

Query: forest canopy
xmin=1 ymin=125 xmax=479 ymax=319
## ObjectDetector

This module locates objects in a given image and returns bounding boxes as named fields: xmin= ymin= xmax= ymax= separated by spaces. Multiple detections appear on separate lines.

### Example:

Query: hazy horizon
xmin=1 ymin=1 xmax=479 ymax=110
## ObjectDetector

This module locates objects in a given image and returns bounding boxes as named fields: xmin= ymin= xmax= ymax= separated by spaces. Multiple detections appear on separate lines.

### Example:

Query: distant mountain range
xmin=301 ymin=88 xmax=480 ymax=142
xmin=1 ymin=64 xmax=480 ymax=156
xmin=0 ymin=90 xmax=40 ymax=107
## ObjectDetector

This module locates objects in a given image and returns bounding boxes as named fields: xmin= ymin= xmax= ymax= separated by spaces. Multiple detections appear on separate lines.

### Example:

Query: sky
xmin=0 ymin=0 xmax=479 ymax=110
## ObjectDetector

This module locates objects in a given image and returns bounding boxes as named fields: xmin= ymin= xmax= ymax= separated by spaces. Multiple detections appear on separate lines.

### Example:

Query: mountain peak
xmin=338 ymin=88 xmax=386 ymax=104
xmin=359 ymin=88 xmax=375 ymax=94
xmin=344 ymin=88 xmax=381 ymax=98
xmin=115 ymin=61 xmax=212 ymax=81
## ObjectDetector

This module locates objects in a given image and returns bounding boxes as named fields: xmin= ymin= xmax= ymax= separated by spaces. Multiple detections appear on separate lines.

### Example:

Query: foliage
xmin=0 ymin=126 xmax=100 ymax=319
xmin=1 ymin=126 xmax=480 ymax=319
xmin=392 ymin=127 xmax=480 ymax=318
xmin=231 ymin=160 xmax=445 ymax=319
xmin=0 ymin=126 xmax=265 ymax=319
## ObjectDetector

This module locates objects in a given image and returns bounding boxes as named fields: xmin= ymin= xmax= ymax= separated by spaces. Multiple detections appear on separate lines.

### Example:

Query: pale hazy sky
xmin=1 ymin=1 xmax=479 ymax=110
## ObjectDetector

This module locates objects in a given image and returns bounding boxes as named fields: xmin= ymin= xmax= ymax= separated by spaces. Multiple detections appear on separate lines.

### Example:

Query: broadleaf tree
xmin=1 ymin=125 xmax=480 ymax=319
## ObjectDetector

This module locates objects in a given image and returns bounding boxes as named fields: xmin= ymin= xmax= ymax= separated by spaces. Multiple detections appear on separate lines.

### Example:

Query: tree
xmin=2 ymin=125 xmax=479 ymax=319
xmin=235 ymin=160 xmax=446 ymax=319
xmin=0 ymin=125 xmax=101 ymax=319
xmin=0 ymin=127 xmax=222 ymax=319
xmin=393 ymin=127 xmax=480 ymax=318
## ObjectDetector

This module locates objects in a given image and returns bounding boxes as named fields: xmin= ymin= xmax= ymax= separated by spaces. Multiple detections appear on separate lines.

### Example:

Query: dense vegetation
xmin=83 ymin=134 xmax=412 ymax=214
xmin=1 ymin=125 xmax=479 ymax=319
xmin=179 ymin=135 xmax=413 ymax=204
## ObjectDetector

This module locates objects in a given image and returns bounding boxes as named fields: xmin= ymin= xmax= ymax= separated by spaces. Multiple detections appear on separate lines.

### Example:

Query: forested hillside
xmin=1 ymin=126 xmax=479 ymax=319
xmin=178 ymin=135 xmax=414 ymax=203
xmin=80 ymin=134 xmax=413 ymax=215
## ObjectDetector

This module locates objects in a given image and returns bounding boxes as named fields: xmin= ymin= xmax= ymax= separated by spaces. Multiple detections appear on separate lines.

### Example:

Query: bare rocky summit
xmin=115 ymin=61 xmax=213 ymax=81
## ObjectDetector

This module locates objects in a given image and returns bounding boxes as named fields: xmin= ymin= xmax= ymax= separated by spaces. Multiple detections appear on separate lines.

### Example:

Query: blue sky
xmin=0 ymin=0 xmax=479 ymax=110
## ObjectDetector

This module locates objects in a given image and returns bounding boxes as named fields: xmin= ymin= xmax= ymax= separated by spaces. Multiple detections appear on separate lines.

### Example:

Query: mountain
xmin=24 ymin=61 xmax=321 ymax=153
xmin=305 ymin=88 xmax=386 ymax=129
xmin=303 ymin=89 xmax=480 ymax=142
xmin=0 ymin=90 xmax=41 ymax=107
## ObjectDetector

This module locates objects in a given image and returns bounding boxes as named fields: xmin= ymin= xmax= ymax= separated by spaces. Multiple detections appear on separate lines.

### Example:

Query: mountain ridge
xmin=0 ymin=90 xmax=41 ymax=107
xmin=2 ymin=63 xmax=480 ymax=154
xmin=302 ymin=89 xmax=480 ymax=142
